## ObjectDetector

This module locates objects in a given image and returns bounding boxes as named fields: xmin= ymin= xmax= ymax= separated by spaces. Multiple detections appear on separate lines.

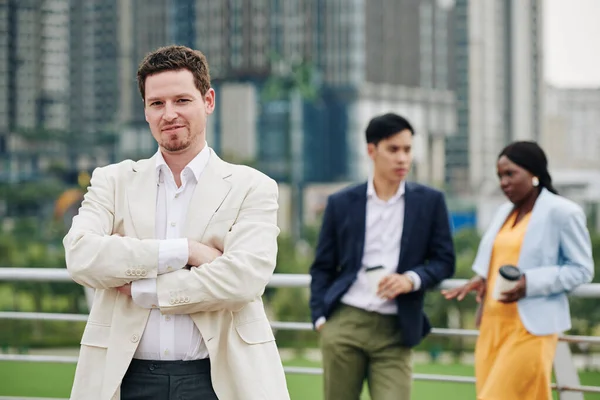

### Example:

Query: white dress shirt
xmin=130 ymin=145 xmax=210 ymax=361
xmin=340 ymin=179 xmax=421 ymax=315
xmin=315 ymin=179 xmax=421 ymax=328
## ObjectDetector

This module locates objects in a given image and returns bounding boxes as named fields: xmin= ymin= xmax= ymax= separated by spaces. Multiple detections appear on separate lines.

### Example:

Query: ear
xmin=144 ymin=102 xmax=149 ymax=123
xmin=367 ymin=143 xmax=377 ymax=161
xmin=204 ymin=88 xmax=216 ymax=115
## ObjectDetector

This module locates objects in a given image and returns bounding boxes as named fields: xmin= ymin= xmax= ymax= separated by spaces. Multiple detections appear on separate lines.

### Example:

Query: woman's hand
xmin=499 ymin=275 xmax=527 ymax=303
xmin=441 ymin=276 xmax=486 ymax=303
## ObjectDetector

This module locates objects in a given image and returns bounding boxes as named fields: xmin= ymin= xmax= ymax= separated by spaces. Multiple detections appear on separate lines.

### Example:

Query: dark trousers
xmin=121 ymin=358 xmax=218 ymax=400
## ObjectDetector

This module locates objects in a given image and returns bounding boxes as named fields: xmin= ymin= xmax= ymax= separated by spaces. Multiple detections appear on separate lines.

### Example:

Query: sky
xmin=544 ymin=0 xmax=600 ymax=87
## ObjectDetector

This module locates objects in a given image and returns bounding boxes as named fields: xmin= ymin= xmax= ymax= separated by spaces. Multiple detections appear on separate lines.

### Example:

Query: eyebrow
xmin=146 ymin=93 xmax=195 ymax=103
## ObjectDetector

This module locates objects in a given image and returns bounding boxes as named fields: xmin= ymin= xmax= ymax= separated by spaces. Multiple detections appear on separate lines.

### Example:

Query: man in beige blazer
xmin=63 ymin=45 xmax=290 ymax=400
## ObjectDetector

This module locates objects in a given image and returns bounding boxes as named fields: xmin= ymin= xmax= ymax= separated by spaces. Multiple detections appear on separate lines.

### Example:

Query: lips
xmin=162 ymin=125 xmax=184 ymax=132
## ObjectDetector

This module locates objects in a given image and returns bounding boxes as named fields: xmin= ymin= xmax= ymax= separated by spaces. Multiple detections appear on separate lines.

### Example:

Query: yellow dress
xmin=475 ymin=211 xmax=559 ymax=400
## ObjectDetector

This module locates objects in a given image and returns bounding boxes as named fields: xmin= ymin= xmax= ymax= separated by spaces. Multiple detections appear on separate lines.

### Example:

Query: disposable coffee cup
xmin=365 ymin=266 xmax=388 ymax=295
xmin=492 ymin=265 xmax=522 ymax=300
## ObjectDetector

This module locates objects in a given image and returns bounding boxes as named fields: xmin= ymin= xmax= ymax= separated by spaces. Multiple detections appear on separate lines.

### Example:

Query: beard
xmin=160 ymin=129 xmax=193 ymax=152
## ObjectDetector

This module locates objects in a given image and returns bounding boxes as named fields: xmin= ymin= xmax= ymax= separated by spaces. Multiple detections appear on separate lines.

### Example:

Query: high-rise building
xmin=68 ymin=0 xmax=119 ymax=137
xmin=0 ymin=0 xmax=71 ymax=180
xmin=447 ymin=0 xmax=544 ymax=196
xmin=543 ymin=85 xmax=600 ymax=170
xmin=192 ymin=0 xmax=456 ymax=184
xmin=1 ymin=0 xmax=460 ymax=187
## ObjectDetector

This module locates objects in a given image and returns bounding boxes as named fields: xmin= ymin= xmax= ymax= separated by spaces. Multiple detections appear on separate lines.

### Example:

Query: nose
xmin=162 ymin=102 xmax=177 ymax=122
xmin=396 ymin=151 xmax=408 ymax=164
xmin=500 ymin=176 xmax=510 ymax=188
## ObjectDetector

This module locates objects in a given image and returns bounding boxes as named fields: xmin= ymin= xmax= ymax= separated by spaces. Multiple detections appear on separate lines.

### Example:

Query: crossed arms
xmin=63 ymin=165 xmax=280 ymax=314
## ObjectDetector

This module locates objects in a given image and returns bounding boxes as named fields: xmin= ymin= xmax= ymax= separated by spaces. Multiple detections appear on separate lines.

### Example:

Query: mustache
xmin=160 ymin=121 xmax=186 ymax=130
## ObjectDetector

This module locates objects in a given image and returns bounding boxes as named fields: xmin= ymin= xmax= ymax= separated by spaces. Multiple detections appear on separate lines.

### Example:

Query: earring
xmin=532 ymin=177 xmax=539 ymax=187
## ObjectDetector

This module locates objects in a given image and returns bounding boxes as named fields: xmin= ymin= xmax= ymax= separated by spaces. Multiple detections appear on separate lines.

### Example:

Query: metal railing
xmin=1 ymin=268 xmax=600 ymax=400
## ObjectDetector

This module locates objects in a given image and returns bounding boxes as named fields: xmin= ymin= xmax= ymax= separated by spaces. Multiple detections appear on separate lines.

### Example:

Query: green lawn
xmin=1 ymin=358 xmax=599 ymax=399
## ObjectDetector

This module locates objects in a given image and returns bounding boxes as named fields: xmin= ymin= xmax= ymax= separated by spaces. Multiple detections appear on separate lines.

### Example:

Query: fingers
xmin=498 ymin=294 xmax=515 ymax=303
xmin=377 ymin=275 xmax=408 ymax=299
xmin=378 ymin=276 xmax=394 ymax=292
xmin=377 ymin=279 xmax=395 ymax=298
xmin=499 ymin=287 xmax=521 ymax=303
xmin=441 ymin=288 xmax=460 ymax=299
xmin=476 ymin=291 xmax=483 ymax=303
xmin=457 ymin=283 xmax=473 ymax=301
xmin=500 ymin=287 xmax=519 ymax=297
xmin=441 ymin=285 xmax=467 ymax=299
xmin=475 ymin=286 xmax=486 ymax=303
xmin=456 ymin=289 xmax=466 ymax=301
xmin=442 ymin=282 xmax=479 ymax=301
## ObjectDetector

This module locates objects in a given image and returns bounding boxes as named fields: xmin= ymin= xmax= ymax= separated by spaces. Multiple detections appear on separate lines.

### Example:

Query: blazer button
xmin=131 ymin=334 xmax=139 ymax=343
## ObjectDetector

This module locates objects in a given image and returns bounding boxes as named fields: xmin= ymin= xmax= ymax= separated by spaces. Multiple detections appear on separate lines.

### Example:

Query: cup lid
xmin=499 ymin=265 xmax=521 ymax=281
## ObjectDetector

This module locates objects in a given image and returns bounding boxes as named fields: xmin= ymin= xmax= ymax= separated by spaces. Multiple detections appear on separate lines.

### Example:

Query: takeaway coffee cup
xmin=365 ymin=266 xmax=388 ymax=295
xmin=492 ymin=265 xmax=522 ymax=300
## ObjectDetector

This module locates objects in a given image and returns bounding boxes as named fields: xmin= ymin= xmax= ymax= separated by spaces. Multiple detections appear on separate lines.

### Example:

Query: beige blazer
xmin=63 ymin=149 xmax=290 ymax=400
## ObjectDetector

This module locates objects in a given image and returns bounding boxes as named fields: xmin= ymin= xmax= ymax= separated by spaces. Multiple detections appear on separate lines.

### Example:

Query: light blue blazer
xmin=472 ymin=188 xmax=594 ymax=335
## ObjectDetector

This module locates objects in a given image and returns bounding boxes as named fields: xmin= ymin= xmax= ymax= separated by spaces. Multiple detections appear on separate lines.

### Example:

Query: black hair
xmin=365 ymin=113 xmax=414 ymax=145
xmin=498 ymin=141 xmax=558 ymax=195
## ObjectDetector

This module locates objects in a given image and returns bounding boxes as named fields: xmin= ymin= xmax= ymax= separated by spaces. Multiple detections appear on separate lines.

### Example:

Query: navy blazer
xmin=309 ymin=181 xmax=456 ymax=347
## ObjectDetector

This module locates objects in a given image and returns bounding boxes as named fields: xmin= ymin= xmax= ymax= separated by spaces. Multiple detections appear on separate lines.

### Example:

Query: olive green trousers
xmin=320 ymin=304 xmax=413 ymax=400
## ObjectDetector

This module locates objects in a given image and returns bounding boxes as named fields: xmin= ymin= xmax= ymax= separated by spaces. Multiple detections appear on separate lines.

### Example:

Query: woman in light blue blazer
xmin=442 ymin=141 xmax=594 ymax=400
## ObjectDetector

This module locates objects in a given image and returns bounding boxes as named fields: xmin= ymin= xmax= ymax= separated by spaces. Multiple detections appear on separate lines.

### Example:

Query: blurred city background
xmin=0 ymin=0 xmax=599 ymax=399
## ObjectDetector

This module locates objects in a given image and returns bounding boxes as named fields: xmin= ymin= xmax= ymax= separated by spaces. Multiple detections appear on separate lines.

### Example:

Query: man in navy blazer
xmin=309 ymin=113 xmax=455 ymax=400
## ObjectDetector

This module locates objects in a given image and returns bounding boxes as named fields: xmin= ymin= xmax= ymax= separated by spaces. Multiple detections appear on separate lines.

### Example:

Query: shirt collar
xmin=367 ymin=177 xmax=405 ymax=202
xmin=155 ymin=142 xmax=210 ymax=183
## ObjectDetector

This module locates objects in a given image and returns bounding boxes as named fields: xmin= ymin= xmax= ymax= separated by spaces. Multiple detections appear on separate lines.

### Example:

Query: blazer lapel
xmin=398 ymin=182 xmax=419 ymax=269
xmin=471 ymin=203 xmax=513 ymax=277
xmin=184 ymin=150 xmax=232 ymax=240
xmin=350 ymin=183 xmax=367 ymax=271
xmin=127 ymin=157 xmax=158 ymax=239
xmin=518 ymin=188 xmax=551 ymax=268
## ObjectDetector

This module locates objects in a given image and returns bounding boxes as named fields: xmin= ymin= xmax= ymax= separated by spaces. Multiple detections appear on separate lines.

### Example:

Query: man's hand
xmin=187 ymin=240 xmax=223 ymax=267
xmin=499 ymin=275 xmax=527 ymax=303
xmin=377 ymin=273 xmax=414 ymax=300
xmin=116 ymin=283 xmax=132 ymax=297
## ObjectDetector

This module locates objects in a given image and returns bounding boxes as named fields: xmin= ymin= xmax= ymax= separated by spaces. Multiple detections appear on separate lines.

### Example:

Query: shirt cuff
xmin=315 ymin=316 xmax=326 ymax=330
xmin=158 ymin=239 xmax=189 ymax=275
xmin=131 ymin=279 xmax=159 ymax=309
xmin=405 ymin=271 xmax=422 ymax=292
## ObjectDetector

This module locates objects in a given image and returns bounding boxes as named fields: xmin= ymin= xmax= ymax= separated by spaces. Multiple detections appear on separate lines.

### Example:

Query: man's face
xmin=367 ymin=129 xmax=413 ymax=182
xmin=144 ymin=69 xmax=215 ymax=154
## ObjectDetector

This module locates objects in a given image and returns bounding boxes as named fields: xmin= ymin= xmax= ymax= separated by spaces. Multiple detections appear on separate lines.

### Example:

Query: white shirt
xmin=130 ymin=145 xmax=210 ymax=361
xmin=340 ymin=180 xmax=421 ymax=315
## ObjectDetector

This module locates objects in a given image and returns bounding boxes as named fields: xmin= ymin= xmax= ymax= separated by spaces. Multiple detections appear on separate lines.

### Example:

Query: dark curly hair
xmin=136 ymin=45 xmax=211 ymax=100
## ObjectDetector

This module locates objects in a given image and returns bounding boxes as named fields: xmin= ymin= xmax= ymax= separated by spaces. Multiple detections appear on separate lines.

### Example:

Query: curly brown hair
xmin=137 ymin=45 xmax=211 ymax=101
